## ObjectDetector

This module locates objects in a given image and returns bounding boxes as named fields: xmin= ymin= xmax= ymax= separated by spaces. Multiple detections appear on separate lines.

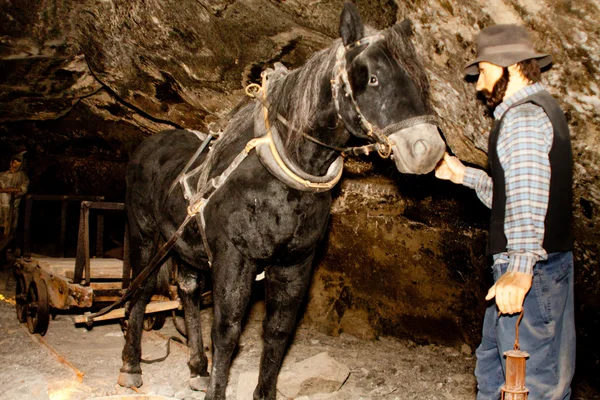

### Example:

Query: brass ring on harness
xmin=187 ymin=200 xmax=204 ymax=216
xmin=245 ymin=83 xmax=261 ymax=98
xmin=377 ymin=137 xmax=393 ymax=159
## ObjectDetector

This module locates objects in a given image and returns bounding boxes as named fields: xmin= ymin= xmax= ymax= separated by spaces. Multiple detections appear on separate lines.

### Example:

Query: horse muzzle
xmin=388 ymin=123 xmax=445 ymax=174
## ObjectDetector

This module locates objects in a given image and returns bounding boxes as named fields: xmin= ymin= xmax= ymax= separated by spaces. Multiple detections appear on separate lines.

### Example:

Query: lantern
xmin=501 ymin=312 xmax=529 ymax=399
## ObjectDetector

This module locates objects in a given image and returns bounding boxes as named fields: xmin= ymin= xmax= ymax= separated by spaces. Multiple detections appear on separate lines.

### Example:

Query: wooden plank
xmin=93 ymin=294 xmax=170 ymax=303
xmin=89 ymin=282 xmax=123 ymax=290
xmin=29 ymin=256 xmax=124 ymax=280
xmin=74 ymin=300 xmax=181 ymax=324
xmin=64 ymin=270 xmax=121 ymax=280
xmin=32 ymin=258 xmax=123 ymax=268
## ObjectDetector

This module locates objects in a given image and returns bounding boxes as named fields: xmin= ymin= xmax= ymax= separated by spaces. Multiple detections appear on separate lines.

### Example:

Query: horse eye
xmin=369 ymin=75 xmax=378 ymax=86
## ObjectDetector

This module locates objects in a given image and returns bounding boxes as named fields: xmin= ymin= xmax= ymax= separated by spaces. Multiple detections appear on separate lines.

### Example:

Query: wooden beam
xmin=93 ymin=294 xmax=170 ymax=303
xmin=74 ymin=300 xmax=181 ymax=324
xmin=89 ymin=282 xmax=123 ymax=290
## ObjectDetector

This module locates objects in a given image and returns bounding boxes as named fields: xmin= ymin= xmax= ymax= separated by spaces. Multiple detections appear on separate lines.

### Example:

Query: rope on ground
xmin=141 ymin=334 xmax=187 ymax=364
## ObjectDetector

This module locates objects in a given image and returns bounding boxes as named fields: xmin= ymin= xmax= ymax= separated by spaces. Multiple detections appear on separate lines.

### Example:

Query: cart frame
xmin=14 ymin=196 xmax=180 ymax=335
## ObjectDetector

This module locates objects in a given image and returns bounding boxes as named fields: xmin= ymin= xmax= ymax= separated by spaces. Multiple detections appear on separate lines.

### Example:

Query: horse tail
xmin=156 ymin=256 xmax=172 ymax=298
xmin=151 ymin=232 xmax=173 ymax=299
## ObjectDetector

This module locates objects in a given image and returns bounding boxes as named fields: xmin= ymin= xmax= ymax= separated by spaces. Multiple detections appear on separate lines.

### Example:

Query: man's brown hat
xmin=465 ymin=24 xmax=552 ymax=75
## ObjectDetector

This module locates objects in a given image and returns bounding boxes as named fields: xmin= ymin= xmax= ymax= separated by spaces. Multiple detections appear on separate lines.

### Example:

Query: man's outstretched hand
xmin=486 ymin=271 xmax=533 ymax=314
xmin=435 ymin=153 xmax=466 ymax=184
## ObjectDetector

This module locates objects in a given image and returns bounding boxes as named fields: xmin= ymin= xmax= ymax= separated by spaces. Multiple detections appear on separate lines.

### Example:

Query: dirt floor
xmin=0 ymin=265 xmax=598 ymax=400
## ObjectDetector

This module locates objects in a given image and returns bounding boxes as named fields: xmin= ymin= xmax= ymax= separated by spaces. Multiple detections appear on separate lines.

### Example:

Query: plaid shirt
xmin=463 ymin=83 xmax=553 ymax=275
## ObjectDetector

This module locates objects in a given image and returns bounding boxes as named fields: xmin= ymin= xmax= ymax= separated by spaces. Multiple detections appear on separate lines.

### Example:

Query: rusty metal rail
xmin=23 ymin=323 xmax=85 ymax=382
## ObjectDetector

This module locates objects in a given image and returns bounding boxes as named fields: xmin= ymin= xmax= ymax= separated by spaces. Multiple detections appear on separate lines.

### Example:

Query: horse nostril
xmin=413 ymin=139 xmax=428 ymax=155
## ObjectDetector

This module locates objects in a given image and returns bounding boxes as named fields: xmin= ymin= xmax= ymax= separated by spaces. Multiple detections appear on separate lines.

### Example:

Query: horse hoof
xmin=189 ymin=375 xmax=210 ymax=391
xmin=118 ymin=372 xmax=143 ymax=388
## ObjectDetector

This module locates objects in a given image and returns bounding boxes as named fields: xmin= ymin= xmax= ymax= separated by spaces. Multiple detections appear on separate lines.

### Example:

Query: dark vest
xmin=487 ymin=90 xmax=573 ymax=256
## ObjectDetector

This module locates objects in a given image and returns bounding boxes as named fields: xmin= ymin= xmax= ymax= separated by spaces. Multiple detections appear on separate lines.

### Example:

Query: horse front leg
xmin=253 ymin=256 xmax=313 ymax=400
xmin=177 ymin=263 xmax=210 ymax=390
xmin=205 ymin=246 xmax=256 ymax=400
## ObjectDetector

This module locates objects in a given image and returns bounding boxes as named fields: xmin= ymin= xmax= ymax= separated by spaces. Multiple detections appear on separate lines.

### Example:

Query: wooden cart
xmin=13 ymin=196 xmax=181 ymax=335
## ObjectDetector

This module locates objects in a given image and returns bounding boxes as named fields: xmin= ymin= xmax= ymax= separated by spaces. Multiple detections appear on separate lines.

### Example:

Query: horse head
xmin=335 ymin=2 xmax=445 ymax=174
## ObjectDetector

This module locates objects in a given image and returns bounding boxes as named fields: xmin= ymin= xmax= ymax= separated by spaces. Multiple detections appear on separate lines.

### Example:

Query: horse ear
xmin=394 ymin=18 xmax=414 ymax=37
xmin=339 ymin=1 xmax=365 ymax=46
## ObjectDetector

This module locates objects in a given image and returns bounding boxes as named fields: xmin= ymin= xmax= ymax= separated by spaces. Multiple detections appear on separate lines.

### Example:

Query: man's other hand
xmin=435 ymin=153 xmax=466 ymax=184
xmin=486 ymin=271 xmax=533 ymax=314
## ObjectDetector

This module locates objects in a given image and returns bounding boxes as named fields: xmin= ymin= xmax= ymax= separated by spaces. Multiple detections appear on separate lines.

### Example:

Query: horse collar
xmin=241 ymin=69 xmax=345 ymax=193
xmin=250 ymin=100 xmax=344 ymax=193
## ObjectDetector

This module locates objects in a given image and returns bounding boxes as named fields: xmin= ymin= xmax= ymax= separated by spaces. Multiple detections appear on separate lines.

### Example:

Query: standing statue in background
xmin=436 ymin=25 xmax=575 ymax=399
xmin=0 ymin=151 xmax=29 ymax=236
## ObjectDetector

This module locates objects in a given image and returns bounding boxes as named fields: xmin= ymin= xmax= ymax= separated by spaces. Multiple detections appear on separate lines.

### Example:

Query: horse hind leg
xmin=118 ymin=231 xmax=158 ymax=388
xmin=253 ymin=257 xmax=313 ymax=400
xmin=176 ymin=262 xmax=210 ymax=391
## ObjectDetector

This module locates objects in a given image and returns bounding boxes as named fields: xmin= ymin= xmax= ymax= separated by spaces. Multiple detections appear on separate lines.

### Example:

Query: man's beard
xmin=480 ymin=68 xmax=509 ymax=109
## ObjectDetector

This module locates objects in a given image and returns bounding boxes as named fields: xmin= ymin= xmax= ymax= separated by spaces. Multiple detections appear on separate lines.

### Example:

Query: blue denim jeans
xmin=475 ymin=251 xmax=575 ymax=400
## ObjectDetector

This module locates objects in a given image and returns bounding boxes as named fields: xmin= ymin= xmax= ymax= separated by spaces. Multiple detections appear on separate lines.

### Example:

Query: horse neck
xmin=274 ymin=69 xmax=350 ymax=177
xmin=286 ymin=105 xmax=348 ymax=176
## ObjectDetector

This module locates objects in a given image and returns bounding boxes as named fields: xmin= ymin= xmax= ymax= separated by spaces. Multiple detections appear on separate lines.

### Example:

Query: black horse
xmin=118 ymin=3 xmax=445 ymax=399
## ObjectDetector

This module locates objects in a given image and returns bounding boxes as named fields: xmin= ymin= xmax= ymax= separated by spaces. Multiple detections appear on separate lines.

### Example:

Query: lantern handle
xmin=514 ymin=311 xmax=524 ymax=351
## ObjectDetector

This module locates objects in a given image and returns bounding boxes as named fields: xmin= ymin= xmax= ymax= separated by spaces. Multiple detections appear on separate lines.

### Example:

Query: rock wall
xmin=304 ymin=161 xmax=491 ymax=349
xmin=1 ymin=0 xmax=599 ymax=387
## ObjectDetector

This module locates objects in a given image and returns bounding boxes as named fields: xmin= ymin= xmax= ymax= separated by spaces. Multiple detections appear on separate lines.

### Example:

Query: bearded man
xmin=0 ymin=151 xmax=29 ymax=236
xmin=435 ymin=25 xmax=575 ymax=399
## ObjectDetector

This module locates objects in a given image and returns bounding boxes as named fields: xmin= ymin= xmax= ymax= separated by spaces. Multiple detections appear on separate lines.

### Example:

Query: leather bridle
xmin=329 ymin=34 xmax=438 ymax=157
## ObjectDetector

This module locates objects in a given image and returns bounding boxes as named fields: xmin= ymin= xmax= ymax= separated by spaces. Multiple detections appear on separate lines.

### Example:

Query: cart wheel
xmin=15 ymin=273 xmax=27 ymax=323
xmin=143 ymin=313 xmax=166 ymax=331
xmin=26 ymin=280 xmax=50 ymax=336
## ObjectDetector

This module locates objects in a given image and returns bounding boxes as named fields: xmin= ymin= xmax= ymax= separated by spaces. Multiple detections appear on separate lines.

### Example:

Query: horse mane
xmin=266 ymin=43 xmax=339 ymax=154
xmin=383 ymin=26 xmax=431 ymax=111
xmin=199 ymin=42 xmax=340 ymax=179
xmin=196 ymin=103 xmax=257 ymax=183
xmin=199 ymin=23 xmax=432 ymax=179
